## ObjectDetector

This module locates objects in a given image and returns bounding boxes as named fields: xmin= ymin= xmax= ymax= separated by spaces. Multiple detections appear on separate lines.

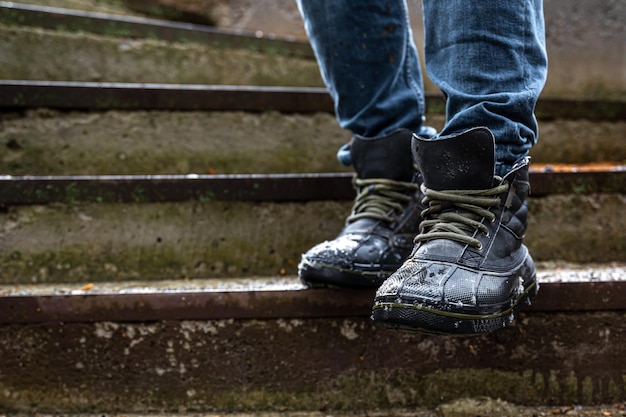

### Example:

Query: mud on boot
xmin=371 ymin=127 xmax=539 ymax=334
xmin=298 ymin=129 xmax=425 ymax=289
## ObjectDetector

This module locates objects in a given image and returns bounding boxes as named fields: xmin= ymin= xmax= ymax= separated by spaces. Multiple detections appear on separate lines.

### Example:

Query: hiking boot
xmin=298 ymin=128 xmax=425 ymax=289
xmin=371 ymin=127 xmax=538 ymax=334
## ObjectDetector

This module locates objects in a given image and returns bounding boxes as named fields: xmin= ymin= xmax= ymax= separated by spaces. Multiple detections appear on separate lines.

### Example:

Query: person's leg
xmin=424 ymin=0 xmax=548 ymax=177
xmin=295 ymin=0 xmax=425 ymax=137
xmin=295 ymin=0 xmax=429 ymax=288
xmin=372 ymin=0 xmax=548 ymax=334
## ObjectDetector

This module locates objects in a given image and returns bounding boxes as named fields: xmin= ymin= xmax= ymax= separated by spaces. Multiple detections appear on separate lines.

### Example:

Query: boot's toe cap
xmin=301 ymin=233 xmax=405 ymax=271
xmin=376 ymin=260 xmax=527 ymax=313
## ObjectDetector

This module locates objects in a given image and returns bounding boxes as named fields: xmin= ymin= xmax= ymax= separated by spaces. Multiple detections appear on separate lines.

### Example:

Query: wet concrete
xmin=2 ymin=263 xmax=624 ymax=296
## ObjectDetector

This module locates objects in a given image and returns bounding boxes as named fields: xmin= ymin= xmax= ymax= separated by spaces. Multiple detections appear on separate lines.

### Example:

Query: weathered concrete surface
xmin=541 ymin=0 xmax=625 ymax=99
xmin=525 ymin=194 xmax=626 ymax=263
xmin=531 ymin=119 xmax=626 ymax=164
xmin=1 ymin=110 xmax=624 ymax=176
xmin=0 ymin=194 xmax=624 ymax=284
xmin=0 ymin=23 xmax=323 ymax=86
xmin=0 ymin=110 xmax=351 ymax=176
xmin=0 ymin=201 xmax=348 ymax=283
xmin=0 ymin=311 xmax=624 ymax=413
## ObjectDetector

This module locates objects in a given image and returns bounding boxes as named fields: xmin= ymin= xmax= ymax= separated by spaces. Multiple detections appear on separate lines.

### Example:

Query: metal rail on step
xmin=0 ymin=167 xmax=624 ymax=205
xmin=0 ymin=81 xmax=625 ymax=120
xmin=0 ymin=278 xmax=624 ymax=324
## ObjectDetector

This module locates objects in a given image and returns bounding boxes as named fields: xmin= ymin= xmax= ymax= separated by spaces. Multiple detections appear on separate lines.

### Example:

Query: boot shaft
xmin=350 ymin=129 xmax=415 ymax=181
xmin=412 ymin=126 xmax=495 ymax=190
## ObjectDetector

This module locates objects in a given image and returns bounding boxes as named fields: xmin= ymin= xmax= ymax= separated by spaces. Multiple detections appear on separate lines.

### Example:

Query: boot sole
xmin=298 ymin=261 xmax=394 ymax=289
xmin=371 ymin=275 xmax=539 ymax=335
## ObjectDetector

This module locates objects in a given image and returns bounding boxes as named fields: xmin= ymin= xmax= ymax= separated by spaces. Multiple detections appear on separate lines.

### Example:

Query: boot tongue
xmin=350 ymin=129 xmax=415 ymax=181
xmin=413 ymin=127 xmax=496 ymax=190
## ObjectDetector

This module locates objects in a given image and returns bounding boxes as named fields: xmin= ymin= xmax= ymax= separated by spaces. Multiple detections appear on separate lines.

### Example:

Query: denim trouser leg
xmin=297 ymin=0 xmax=548 ymax=175
xmin=423 ymin=0 xmax=548 ymax=175
xmin=295 ymin=0 xmax=425 ymax=138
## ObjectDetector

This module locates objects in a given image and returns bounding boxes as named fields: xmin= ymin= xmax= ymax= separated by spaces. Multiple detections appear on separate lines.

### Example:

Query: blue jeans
xmin=296 ymin=0 xmax=548 ymax=176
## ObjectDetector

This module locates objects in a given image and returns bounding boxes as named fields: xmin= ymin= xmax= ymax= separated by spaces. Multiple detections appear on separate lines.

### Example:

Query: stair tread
xmin=1 ymin=262 xmax=624 ymax=297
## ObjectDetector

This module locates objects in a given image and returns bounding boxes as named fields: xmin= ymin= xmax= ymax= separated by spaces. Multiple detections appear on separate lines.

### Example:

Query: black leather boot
xmin=371 ymin=127 xmax=538 ymax=334
xmin=298 ymin=129 xmax=425 ymax=288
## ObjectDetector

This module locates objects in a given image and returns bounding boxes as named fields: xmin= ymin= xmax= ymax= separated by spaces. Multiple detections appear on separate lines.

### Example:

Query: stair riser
xmin=1 ymin=195 xmax=624 ymax=284
xmin=2 ymin=110 xmax=624 ymax=176
xmin=1 ymin=311 xmax=624 ymax=413
xmin=0 ymin=24 xmax=323 ymax=86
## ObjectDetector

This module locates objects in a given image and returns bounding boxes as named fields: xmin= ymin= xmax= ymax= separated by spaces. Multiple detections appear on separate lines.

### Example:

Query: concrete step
xmin=2 ymin=264 xmax=625 ymax=321
xmin=1 ymin=108 xmax=624 ymax=176
xmin=0 ymin=193 xmax=624 ymax=284
xmin=0 ymin=20 xmax=320 ymax=86
xmin=0 ymin=268 xmax=625 ymax=413
xmin=0 ymin=108 xmax=348 ymax=176
xmin=0 ymin=1 xmax=319 ymax=86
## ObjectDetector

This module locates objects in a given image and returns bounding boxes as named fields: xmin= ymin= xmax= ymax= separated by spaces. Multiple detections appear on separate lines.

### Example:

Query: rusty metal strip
xmin=120 ymin=0 xmax=219 ymax=26
xmin=0 ymin=170 xmax=624 ymax=205
xmin=527 ymin=169 xmax=626 ymax=196
xmin=426 ymin=96 xmax=626 ymax=121
xmin=0 ymin=281 xmax=624 ymax=324
xmin=534 ymin=97 xmax=626 ymax=122
xmin=0 ymin=81 xmax=335 ymax=113
xmin=0 ymin=288 xmax=372 ymax=324
xmin=0 ymin=2 xmax=314 ymax=58
xmin=1 ymin=81 xmax=625 ymax=121
xmin=527 ymin=281 xmax=626 ymax=312
xmin=0 ymin=173 xmax=356 ymax=204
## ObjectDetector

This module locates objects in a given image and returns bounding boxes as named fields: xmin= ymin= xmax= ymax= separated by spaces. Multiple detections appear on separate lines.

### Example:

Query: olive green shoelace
xmin=414 ymin=180 xmax=508 ymax=249
xmin=347 ymin=177 xmax=419 ymax=224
